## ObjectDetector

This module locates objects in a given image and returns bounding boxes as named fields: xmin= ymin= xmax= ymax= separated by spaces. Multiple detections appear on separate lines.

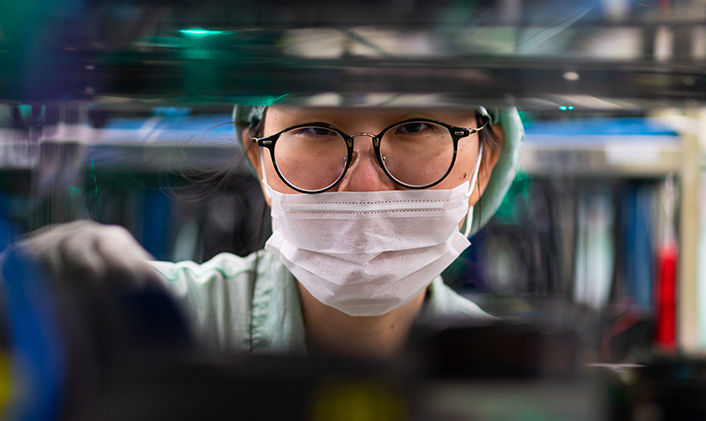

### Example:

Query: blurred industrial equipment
xmin=2 ymin=0 xmax=706 ymax=420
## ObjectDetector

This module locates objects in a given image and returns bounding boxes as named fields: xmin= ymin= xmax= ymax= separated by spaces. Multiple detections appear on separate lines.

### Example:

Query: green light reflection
xmin=179 ymin=28 xmax=226 ymax=37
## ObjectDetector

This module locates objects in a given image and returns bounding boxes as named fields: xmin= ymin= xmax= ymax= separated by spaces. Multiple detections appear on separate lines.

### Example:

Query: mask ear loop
xmin=259 ymin=150 xmax=273 ymax=202
xmin=463 ymin=142 xmax=484 ymax=238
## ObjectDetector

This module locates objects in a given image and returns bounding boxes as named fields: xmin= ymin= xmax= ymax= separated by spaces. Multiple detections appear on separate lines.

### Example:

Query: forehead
xmin=265 ymin=106 xmax=478 ymax=127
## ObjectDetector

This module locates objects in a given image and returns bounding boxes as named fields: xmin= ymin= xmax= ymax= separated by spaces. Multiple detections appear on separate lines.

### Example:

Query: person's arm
xmin=15 ymin=220 xmax=160 ymax=288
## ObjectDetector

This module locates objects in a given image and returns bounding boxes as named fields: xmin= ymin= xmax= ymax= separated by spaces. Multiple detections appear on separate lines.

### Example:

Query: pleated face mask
xmin=262 ymin=145 xmax=483 ymax=317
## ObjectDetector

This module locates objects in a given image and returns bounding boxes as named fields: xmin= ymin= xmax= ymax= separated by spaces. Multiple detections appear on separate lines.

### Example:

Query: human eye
xmin=394 ymin=121 xmax=436 ymax=135
xmin=289 ymin=126 xmax=338 ymax=137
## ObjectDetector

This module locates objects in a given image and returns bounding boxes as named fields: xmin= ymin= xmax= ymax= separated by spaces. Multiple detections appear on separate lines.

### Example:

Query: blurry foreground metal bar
xmin=0 ymin=0 xmax=705 ymax=107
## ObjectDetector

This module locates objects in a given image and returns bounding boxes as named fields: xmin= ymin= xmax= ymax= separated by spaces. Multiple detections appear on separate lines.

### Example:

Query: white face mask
xmin=261 ymin=144 xmax=483 ymax=317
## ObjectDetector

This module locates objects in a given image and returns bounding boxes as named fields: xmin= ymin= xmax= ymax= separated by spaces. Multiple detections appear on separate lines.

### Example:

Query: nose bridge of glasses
xmin=339 ymin=131 xmax=394 ymax=191
xmin=349 ymin=132 xmax=381 ymax=149
xmin=347 ymin=132 xmax=384 ymax=173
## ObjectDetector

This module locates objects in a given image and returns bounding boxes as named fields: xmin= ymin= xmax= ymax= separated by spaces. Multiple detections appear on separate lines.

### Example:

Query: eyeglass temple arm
xmin=454 ymin=118 xmax=489 ymax=138
xmin=469 ymin=119 xmax=489 ymax=135
xmin=251 ymin=135 xmax=275 ymax=147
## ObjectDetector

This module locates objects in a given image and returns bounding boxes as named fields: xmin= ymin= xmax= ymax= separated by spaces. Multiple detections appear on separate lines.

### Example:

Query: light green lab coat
xmin=151 ymin=250 xmax=491 ymax=354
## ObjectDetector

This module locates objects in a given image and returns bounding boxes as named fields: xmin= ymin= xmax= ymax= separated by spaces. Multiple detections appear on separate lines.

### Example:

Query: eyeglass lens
xmin=273 ymin=122 xmax=456 ymax=191
xmin=380 ymin=121 xmax=455 ymax=187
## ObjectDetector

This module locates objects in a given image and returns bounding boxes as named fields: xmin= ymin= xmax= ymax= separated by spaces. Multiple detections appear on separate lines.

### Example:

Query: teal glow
xmin=227 ymin=94 xmax=291 ymax=106
xmin=18 ymin=104 xmax=31 ymax=120
xmin=179 ymin=28 xmax=225 ymax=37
xmin=263 ymin=94 xmax=291 ymax=106
xmin=558 ymin=106 xmax=575 ymax=111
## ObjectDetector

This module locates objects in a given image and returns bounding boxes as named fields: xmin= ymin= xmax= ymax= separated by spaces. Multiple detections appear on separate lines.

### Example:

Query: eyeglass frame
xmin=251 ymin=117 xmax=489 ymax=194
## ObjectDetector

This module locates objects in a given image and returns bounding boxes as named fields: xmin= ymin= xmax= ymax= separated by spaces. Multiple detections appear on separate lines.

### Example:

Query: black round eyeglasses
xmin=251 ymin=117 xmax=488 ymax=194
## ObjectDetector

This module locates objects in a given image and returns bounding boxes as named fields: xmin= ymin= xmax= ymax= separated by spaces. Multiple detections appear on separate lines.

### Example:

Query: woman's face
xmin=249 ymin=106 xmax=502 ymax=206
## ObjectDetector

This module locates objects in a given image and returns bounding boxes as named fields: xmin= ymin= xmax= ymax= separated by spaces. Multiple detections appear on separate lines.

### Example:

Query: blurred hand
xmin=16 ymin=220 xmax=160 ymax=289
xmin=5 ymin=221 xmax=194 ymax=404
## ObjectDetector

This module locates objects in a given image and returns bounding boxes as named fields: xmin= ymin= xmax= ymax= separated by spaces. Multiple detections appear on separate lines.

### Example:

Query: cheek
xmin=432 ymin=138 xmax=479 ymax=190
xmin=260 ymin=151 xmax=300 ymax=194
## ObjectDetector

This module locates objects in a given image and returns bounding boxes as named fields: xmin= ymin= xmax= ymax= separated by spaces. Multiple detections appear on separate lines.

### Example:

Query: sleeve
xmin=427 ymin=277 xmax=496 ymax=320
xmin=148 ymin=253 xmax=258 ymax=351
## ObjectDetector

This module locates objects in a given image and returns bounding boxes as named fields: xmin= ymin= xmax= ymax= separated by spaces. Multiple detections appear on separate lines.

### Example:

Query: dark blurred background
xmin=1 ymin=1 xmax=706 ymax=420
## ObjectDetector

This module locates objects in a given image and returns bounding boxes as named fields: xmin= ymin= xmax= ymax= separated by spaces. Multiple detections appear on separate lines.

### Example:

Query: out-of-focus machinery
xmin=2 ymin=1 xmax=706 ymax=420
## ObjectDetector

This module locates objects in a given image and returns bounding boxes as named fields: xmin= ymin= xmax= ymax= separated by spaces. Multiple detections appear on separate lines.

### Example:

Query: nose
xmin=336 ymin=133 xmax=396 ymax=192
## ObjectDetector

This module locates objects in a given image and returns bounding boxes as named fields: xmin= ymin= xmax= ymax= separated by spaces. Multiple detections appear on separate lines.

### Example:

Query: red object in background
xmin=655 ymin=240 xmax=677 ymax=351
